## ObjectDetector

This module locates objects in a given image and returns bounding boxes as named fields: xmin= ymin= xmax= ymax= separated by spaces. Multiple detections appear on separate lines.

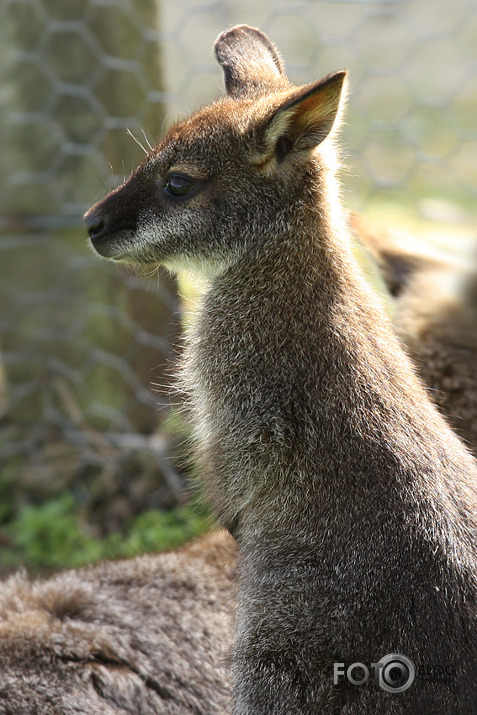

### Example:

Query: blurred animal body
xmin=352 ymin=212 xmax=477 ymax=454
xmin=0 ymin=530 xmax=236 ymax=714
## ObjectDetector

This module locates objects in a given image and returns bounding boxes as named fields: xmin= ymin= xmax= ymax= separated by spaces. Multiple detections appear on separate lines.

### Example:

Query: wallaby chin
xmin=85 ymin=23 xmax=477 ymax=715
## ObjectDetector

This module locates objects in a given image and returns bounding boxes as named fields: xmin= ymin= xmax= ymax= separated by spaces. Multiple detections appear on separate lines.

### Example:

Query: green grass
xmin=1 ymin=492 xmax=211 ymax=572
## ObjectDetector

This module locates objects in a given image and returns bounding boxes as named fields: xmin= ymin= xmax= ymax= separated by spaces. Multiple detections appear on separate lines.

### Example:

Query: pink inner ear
xmin=283 ymin=76 xmax=345 ymax=148
xmin=294 ymin=106 xmax=336 ymax=144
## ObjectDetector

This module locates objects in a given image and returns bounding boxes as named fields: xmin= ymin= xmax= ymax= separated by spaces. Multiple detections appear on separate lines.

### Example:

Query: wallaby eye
xmin=162 ymin=174 xmax=195 ymax=198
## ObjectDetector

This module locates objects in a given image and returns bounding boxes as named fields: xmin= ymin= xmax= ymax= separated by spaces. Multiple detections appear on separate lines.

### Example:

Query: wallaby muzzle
xmin=84 ymin=174 xmax=144 ymax=258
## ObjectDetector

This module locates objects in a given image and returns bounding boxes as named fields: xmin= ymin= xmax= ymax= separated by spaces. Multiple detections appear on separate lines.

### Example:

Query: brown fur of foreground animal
xmin=2 ymin=217 xmax=477 ymax=714
xmin=1 ymin=224 xmax=476 ymax=714
xmin=1 ymin=217 xmax=476 ymax=714
xmin=0 ymin=530 xmax=236 ymax=714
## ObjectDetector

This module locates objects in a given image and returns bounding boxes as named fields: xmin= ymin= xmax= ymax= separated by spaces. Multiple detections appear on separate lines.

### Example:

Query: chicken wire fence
xmin=1 ymin=0 xmax=476 ymax=536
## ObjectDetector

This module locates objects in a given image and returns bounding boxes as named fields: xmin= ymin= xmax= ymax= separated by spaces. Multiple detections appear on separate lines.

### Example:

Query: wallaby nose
xmin=84 ymin=210 xmax=108 ymax=241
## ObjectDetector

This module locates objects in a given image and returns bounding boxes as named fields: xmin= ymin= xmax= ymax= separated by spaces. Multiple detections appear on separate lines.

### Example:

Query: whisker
xmin=141 ymin=127 xmax=154 ymax=151
xmin=126 ymin=127 xmax=148 ymax=155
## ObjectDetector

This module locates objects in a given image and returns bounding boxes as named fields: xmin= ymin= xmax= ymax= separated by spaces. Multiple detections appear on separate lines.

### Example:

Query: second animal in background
xmin=352 ymin=212 xmax=477 ymax=454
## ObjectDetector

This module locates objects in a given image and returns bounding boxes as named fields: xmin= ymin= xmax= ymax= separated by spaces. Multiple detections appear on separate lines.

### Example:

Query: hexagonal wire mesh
xmin=1 ymin=0 xmax=476 ymax=542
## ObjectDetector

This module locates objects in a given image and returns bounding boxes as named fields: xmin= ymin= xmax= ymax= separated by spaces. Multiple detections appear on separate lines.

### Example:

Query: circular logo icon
xmin=376 ymin=654 xmax=415 ymax=693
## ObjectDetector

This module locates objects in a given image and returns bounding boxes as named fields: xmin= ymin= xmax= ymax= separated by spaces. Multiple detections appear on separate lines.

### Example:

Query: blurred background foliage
xmin=0 ymin=0 xmax=476 ymax=572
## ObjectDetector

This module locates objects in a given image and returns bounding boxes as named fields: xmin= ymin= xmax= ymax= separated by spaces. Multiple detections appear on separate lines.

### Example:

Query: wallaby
xmin=84 ymin=24 xmax=477 ymax=714
xmin=4 ymin=56 xmax=477 ymax=715
xmin=352 ymin=211 xmax=477 ymax=454
xmin=0 ymin=530 xmax=235 ymax=714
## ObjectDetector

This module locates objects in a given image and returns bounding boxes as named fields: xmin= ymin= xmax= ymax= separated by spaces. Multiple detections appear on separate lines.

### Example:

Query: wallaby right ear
xmin=255 ymin=70 xmax=347 ymax=163
xmin=215 ymin=25 xmax=289 ymax=98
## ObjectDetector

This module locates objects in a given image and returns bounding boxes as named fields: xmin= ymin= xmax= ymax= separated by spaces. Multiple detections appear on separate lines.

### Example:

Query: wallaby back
xmin=85 ymin=25 xmax=477 ymax=715
xmin=0 ymin=530 xmax=236 ymax=714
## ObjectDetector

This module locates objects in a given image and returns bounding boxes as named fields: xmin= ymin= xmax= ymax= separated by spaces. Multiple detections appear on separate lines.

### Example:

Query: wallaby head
xmin=85 ymin=25 xmax=347 ymax=277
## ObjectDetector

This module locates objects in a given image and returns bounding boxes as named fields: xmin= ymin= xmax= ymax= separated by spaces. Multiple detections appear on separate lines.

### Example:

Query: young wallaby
xmin=85 ymin=25 xmax=477 ymax=714
xmin=0 ymin=530 xmax=236 ymax=714
xmin=352 ymin=211 xmax=477 ymax=454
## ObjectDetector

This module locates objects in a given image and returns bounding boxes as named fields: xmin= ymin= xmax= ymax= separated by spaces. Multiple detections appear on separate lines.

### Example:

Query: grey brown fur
xmin=83 ymin=24 xmax=477 ymax=714
xmin=0 ymin=530 xmax=236 ymax=714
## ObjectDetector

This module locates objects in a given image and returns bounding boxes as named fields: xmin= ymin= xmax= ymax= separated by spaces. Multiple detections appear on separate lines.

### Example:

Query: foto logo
xmin=334 ymin=654 xmax=415 ymax=693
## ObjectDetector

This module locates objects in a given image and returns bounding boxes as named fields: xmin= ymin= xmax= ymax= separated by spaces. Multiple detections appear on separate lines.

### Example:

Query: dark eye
xmin=162 ymin=174 xmax=195 ymax=198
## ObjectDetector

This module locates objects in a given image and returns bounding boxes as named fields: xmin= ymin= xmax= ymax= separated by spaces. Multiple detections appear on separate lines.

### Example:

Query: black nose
xmin=84 ymin=211 xmax=108 ymax=241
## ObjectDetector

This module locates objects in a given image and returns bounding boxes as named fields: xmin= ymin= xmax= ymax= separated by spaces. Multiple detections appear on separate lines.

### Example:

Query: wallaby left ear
xmin=261 ymin=71 xmax=347 ymax=160
xmin=215 ymin=24 xmax=289 ymax=99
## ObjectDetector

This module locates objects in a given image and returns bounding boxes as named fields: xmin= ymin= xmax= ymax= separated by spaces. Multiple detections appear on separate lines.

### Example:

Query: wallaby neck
xmin=184 ymin=166 xmax=477 ymax=549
